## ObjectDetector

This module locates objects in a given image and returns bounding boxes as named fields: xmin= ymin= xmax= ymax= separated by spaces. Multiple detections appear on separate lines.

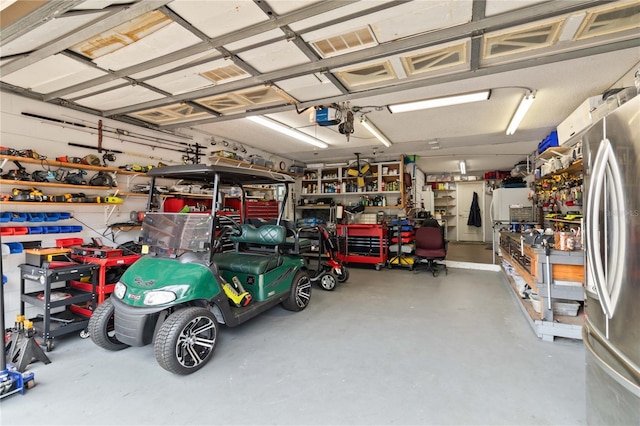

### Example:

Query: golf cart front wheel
xmin=88 ymin=298 xmax=129 ymax=351
xmin=282 ymin=270 xmax=311 ymax=311
xmin=155 ymin=307 xmax=219 ymax=375
xmin=318 ymin=272 xmax=336 ymax=291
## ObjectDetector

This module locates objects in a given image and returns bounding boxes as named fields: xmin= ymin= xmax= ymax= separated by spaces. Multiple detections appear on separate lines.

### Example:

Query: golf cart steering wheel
xmin=212 ymin=216 xmax=243 ymax=251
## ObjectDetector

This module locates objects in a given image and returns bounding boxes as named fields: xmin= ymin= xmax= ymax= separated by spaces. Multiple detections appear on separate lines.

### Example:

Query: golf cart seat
xmin=263 ymin=219 xmax=312 ymax=254
xmin=214 ymin=224 xmax=285 ymax=275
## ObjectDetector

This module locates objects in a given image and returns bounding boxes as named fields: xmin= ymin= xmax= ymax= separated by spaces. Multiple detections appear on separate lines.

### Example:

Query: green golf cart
xmin=88 ymin=164 xmax=311 ymax=374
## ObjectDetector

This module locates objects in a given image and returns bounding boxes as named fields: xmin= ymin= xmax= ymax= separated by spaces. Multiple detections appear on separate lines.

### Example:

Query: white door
xmin=457 ymin=182 xmax=485 ymax=242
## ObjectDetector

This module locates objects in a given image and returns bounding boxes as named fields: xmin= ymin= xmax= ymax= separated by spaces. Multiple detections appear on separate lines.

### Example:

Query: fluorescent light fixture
xmin=360 ymin=115 xmax=392 ymax=147
xmin=506 ymin=91 xmax=536 ymax=135
xmin=459 ymin=160 xmax=466 ymax=175
xmin=388 ymin=90 xmax=491 ymax=113
xmin=247 ymin=116 xmax=328 ymax=148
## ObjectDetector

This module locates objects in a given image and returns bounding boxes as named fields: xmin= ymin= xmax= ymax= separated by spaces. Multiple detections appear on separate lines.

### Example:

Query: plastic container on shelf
xmin=56 ymin=238 xmax=84 ymax=247
xmin=10 ymin=212 xmax=27 ymax=222
xmin=44 ymin=226 xmax=60 ymax=233
xmin=0 ymin=212 xmax=11 ymax=222
xmin=27 ymin=212 xmax=46 ymax=222
xmin=6 ymin=242 xmax=24 ymax=253
xmin=44 ymin=212 xmax=60 ymax=222
xmin=58 ymin=212 xmax=72 ymax=220
xmin=27 ymin=226 xmax=43 ymax=234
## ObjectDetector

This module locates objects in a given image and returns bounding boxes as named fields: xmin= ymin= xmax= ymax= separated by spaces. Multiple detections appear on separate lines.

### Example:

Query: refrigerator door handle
xmin=584 ymin=319 xmax=640 ymax=390
xmin=586 ymin=138 xmax=626 ymax=319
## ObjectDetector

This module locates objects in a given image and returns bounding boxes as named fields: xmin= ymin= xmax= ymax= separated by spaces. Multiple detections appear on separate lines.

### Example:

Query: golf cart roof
xmin=146 ymin=164 xmax=295 ymax=185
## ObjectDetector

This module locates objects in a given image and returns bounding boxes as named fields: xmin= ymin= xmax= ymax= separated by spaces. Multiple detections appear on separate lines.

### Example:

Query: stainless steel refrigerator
xmin=583 ymin=95 xmax=640 ymax=425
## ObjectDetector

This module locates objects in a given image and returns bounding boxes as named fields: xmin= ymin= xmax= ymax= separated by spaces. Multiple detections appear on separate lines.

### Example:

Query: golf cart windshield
xmin=139 ymin=213 xmax=213 ymax=261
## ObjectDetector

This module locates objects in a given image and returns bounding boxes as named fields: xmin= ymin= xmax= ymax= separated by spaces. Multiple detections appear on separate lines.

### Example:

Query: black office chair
xmin=413 ymin=225 xmax=448 ymax=276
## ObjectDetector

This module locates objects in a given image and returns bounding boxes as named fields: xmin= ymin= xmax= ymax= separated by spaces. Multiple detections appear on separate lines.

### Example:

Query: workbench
xmin=500 ymin=231 xmax=584 ymax=341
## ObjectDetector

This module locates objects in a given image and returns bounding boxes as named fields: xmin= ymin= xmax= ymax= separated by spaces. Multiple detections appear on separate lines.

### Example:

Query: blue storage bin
xmin=0 ymin=212 xmax=11 ymax=222
xmin=27 ymin=212 xmax=45 ymax=222
xmin=28 ymin=226 xmax=43 ymax=234
xmin=6 ymin=242 xmax=24 ymax=253
xmin=45 ymin=226 xmax=60 ymax=233
xmin=10 ymin=212 xmax=27 ymax=222
xmin=45 ymin=213 xmax=60 ymax=222
xmin=59 ymin=226 xmax=74 ymax=233
xmin=58 ymin=212 xmax=72 ymax=220
xmin=70 ymin=226 xmax=83 ymax=232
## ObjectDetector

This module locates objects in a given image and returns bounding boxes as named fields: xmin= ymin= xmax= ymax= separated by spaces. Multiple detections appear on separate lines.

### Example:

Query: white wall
xmin=0 ymin=92 xmax=292 ymax=324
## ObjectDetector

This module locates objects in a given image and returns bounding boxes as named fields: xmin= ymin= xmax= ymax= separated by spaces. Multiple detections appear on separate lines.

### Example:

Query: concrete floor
xmin=1 ymin=266 xmax=586 ymax=426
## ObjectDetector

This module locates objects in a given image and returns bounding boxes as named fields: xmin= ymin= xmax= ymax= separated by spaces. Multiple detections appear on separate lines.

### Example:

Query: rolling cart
xmin=336 ymin=223 xmax=388 ymax=270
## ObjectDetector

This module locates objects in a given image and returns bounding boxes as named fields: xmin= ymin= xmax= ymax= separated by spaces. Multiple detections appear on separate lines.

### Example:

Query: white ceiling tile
xmin=0 ymin=54 xmax=107 ymax=93
xmin=168 ymin=0 xmax=268 ymax=39
xmin=146 ymin=72 xmax=214 ymax=95
xmin=1 ymin=12 xmax=109 ymax=56
xmin=223 ymin=28 xmax=283 ymax=51
xmin=297 ymin=1 xmax=472 ymax=43
xmin=264 ymin=0 xmax=323 ymax=16
xmin=238 ymin=40 xmax=311 ymax=73
xmin=75 ymin=85 xmax=164 ymax=110
xmin=485 ymin=0 xmax=547 ymax=17
xmin=129 ymin=51 xmax=220 ymax=80
xmin=93 ymin=22 xmax=202 ymax=71
xmin=289 ymin=1 xmax=393 ymax=33
xmin=145 ymin=57 xmax=254 ymax=94
xmin=277 ymin=75 xmax=344 ymax=101
xmin=66 ymin=79 xmax=130 ymax=99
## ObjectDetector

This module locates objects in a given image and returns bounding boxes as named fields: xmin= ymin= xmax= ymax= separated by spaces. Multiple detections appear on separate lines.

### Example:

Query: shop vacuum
xmin=1 ymin=242 xmax=35 ymax=399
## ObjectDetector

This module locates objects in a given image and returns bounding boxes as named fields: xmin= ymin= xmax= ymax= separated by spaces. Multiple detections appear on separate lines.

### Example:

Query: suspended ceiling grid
xmin=1 ymin=0 xmax=639 ymax=173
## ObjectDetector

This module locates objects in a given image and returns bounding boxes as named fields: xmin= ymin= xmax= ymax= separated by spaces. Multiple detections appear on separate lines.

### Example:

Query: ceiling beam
xmin=103 ymin=0 xmax=605 ymax=117
xmin=0 ymin=1 xmax=173 ymax=76
xmin=0 ymin=0 xmax=86 ymax=47
xmin=157 ymin=37 xmax=640 ymax=130
xmin=41 ymin=0 xmax=358 ymax=101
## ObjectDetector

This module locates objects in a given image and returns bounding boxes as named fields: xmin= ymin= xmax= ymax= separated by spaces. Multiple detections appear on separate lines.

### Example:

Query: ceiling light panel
xmin=167 ymin=0 xmax=267 ymax=39
xmin=310 ymin=27 xmax=377 ymax=58
xmin=0 ymin=54 xmax=107 ymax=94
xmin=1 ymin=12 xmax=109 ymax=57
xmin=334 ymin=60 xmax=397 ymax=90
xmin=75 ymin=85 xmax=164 ymax=110
xmin=483 ymin=20 xmax=563 ymax=59
xmin=69 ymin=11 xmax=172 ymax=59
xmin=129 ymin=103 xmax=211 ymax=125
xmin=236 ymin=39 xmax=312 ymax=73
xmin=575 ymin=1 xmax=640 ymax=40
xmin=90 ymin=22 xmax=202 ymax=71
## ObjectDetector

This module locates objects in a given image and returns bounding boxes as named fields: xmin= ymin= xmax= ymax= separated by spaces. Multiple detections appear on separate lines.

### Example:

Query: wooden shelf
xmin=0 ymin=154 xmax=141 ymax=175
xmin=0 ymin=179 xmax=116 ymax=191
xmin=0 ymin=201 xmax=121 ymax=205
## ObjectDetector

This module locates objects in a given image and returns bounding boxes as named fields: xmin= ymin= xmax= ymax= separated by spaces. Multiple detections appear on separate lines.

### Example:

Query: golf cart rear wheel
xmin=318 ymin=272 xmax=336 ymax=291
xmin=282 ymin=270 xmax=311 ymax=311
xmin=88 ymin=298 xmax=129 ymax=351
xmin=336 ymin=267 xmax=349 ymax=283
xmin=154 ymin=307 xmax=218 ymax=375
